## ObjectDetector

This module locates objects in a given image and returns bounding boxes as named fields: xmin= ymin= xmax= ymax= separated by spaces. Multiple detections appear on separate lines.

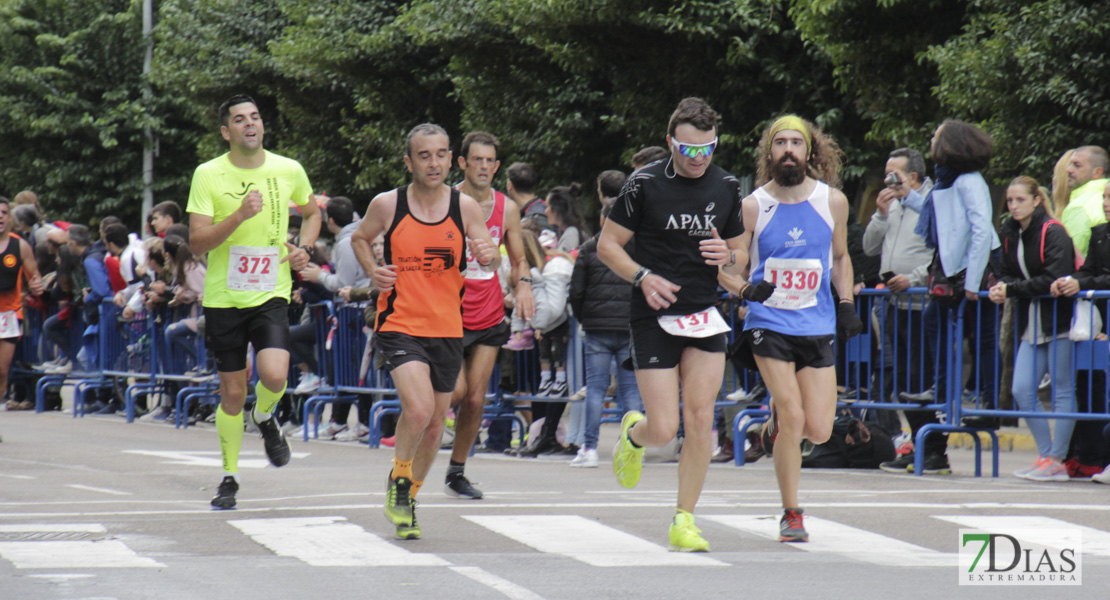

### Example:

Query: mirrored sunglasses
xmin=672 ymin=137 xmax=718 ymax=158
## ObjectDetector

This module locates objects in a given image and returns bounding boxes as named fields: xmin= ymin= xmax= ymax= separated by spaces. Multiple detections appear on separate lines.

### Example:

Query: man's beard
xmin=771 ymin=154 xmax=806 ymax=187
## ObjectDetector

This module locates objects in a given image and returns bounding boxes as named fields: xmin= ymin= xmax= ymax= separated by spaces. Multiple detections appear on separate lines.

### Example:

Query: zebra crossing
xmin=3 ymin=513 xmax=1109 ymax=571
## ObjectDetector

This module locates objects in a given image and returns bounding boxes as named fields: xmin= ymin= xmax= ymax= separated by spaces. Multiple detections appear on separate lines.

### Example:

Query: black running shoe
xmin=211 ymin=476 xmax=238 ymax=510
xmin=444 ymin=472 xmax=484 ymax=499
xmin=879 ymin=453 xmax=915 ymax=473
xmin=779 ymin=508 xmax=808 ymax=542
xmin=920 ymin=453 xmax=951 ymax=475
xmin=251 ymin=411 xmax=291 ymax=467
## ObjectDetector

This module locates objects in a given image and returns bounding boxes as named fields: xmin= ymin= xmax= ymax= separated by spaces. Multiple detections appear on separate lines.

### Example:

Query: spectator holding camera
xmin=862 ymin=148 xmax=936 ymax=472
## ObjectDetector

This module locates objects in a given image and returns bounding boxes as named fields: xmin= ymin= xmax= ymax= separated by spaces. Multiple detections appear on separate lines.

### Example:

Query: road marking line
xmin=228 ymin=516 xmax=449 ymax=566
xmin=935 ymin=515 xmax=1110 ymax=556
xmin=5 ymin=500 xmax=1110 ymax=519
xmin=704 ymin=514 xmax=956 ymax=567
xmin=464 ymin=515 xmax=726 ymax=567
xmin=122 ymin=450 xmax=309 ymax=469
xmin=0 ymin=474 xmax=35 ymax=480
xmin=66 ymin=485 xmax=132 ymax=496
xmin=0 ymin=524 xmax=106 ymax=533
xmin=0 ymin=540 xmax=165 ymax=569
xmin=449 ymin=566 xmax=546 ymax=600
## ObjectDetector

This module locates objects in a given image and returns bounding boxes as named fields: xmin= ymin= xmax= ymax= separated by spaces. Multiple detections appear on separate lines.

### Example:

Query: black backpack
xmin=801 ymin=409 xmax=895 ymax=469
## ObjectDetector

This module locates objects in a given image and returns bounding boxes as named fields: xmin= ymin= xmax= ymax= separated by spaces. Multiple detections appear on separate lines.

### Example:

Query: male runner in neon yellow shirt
xmin=187 ymin=94 xmax=321 ymax=509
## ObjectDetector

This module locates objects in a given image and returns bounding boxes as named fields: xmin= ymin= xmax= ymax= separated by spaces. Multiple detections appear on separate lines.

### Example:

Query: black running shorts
xmin=375 ymin=331 xmax=464 ymax=393
xmin=204 ymin=298 xmax=291 ymax=373
xmin=462 ymin=319 xmax=511 ymax=355
xmin=745 ymin=328 xmax=836 ymax=371
xmin=629 ymin=316 xmax=727 ymax=370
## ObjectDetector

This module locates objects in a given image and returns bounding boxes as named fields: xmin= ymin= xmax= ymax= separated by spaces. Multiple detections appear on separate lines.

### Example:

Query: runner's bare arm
xmin=461 ymin=194 xmax=501 ymax=272
xmin=352 ymin=191 xmax=397 ymax=292
xmin=281 ymin=194 xmax=321 ymax=270
xmin=19 ymin=238 xmax=42 ymax=295
xmin=598 ymin=217 xmax=680 ymax=309
xmin=829 ymin=189 xmax=855 ymax=302
xmin=501 ymin=197 xmax=535 ymax=321
xmin=718 ymin=195 xmax=758 ymax=296
xmin=189 ymin=190 xmax=264 ymax=256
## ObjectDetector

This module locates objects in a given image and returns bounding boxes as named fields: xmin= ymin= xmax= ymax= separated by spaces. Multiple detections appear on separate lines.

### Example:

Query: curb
xmin=945 ymin=428 xmax=1037 ymax=452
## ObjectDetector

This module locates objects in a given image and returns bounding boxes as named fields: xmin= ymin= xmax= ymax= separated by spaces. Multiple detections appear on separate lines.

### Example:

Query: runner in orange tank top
xmin=0 ymin=198 xmax=44 ymax=411
xmin=352 ymin=123 xmax=500 ymax=540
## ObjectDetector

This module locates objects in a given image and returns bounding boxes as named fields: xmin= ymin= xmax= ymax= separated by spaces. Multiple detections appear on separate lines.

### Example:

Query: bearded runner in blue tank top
xmin=727 ymin=115 xmax=862 ymax=545
xmin=599 ymin=98 xmax=745 ymax=553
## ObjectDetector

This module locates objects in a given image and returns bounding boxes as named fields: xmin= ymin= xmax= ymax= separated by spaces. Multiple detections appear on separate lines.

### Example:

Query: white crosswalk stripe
xmin=228 ymin=516 xmax=449 ymax=566
xmin=6 ymin=514 xmax=1110 ymax=572
xmin=934 ymin=516 xmax=1110 ymax=557
xmin=703 ymin=514 xmax=956 ymax=567
xmin=0 ymin=524 xmax=165 ymax=569
xmin=463 ymin=515 xmax=727 ymax=567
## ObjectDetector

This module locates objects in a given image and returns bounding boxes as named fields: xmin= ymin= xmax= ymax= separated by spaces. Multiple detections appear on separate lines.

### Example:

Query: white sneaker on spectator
xmin=569 ymin=447 xmax=598 ymax=468
xmin=45 ymin=359 xmax=72 ymax=374
xmin=1093 ymin=467 xmax=1110 ymax=484
xmin=335 ymin=423 xmax=369 ymax=442
xmin=569 ymin=386 xmax=587 ymax=402
xmin=33 ymin=357 xmax=63 ymax=370
xmin=317 ymin=422 xmax=348 ymax=440
xmin=1024 ymin=457 xmax=1069 ymax=482
xmin=725 ymin=388 xmax=748 ymax=402
xmin=293 ymin=373 xmax=321 ymax=394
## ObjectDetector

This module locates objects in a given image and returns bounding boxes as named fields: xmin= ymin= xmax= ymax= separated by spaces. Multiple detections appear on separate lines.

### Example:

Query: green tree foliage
xmin=928 ymin=0 xmax=1110 ymax=181
xmin=157 ymin=0 xmax=873 ymax=213
xmin=790 ymin=0 xmax=966 ymax=152
xmin=8 ymin=0 xmax=1103 ymax=227
xmin=0 ymin=0 xmax=194 ymax=224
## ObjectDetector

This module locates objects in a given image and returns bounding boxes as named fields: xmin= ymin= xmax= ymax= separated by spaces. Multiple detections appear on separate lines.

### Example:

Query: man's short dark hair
xmin=667 ymin=97 xmax=721 ymax=138
xmin=13 ymin=204 xmax=39 ymax=227
xmin=151 ymin=200 xmax=181 ymax=223
xmin=405 ymin=123 xmax=449 ymax=157
xmin=597 ymin=170 xmax=627 ymax=199
xmin=219 ymin=94 xmax=257 ymax=127
xmin=99 ymin=216 xmax=121 ymax=234
xmin=507 ymin=162 xmax=538 ymax=195
xmin=889 ymin=148 xmax=926 ymax=181
xmin=631 ymin=146 xmax=668 ymax=170
xmin=1078 ymin=145 xmax=1110 ymax=173
xmin=461 ymin=132 xmax=499 ymax=162
xmin=104 ymin=223 xmax=129 ymax=249
xmin=164 ymin=223 xmax=190 ymax=243
xmin=931 ymin=119 xmax=994 ymax=173
xmin=326 ymin=196 xmax=355 ymax=228
xmin=68 ymin=224 xmax=91 ymax=247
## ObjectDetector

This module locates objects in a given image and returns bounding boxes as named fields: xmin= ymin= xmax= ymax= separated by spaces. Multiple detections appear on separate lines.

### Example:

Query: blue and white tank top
xmin=743 ymin=181 xmax=836 ymax=336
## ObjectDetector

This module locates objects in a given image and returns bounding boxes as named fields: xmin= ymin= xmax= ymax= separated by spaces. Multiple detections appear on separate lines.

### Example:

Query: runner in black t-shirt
xmin=598 ymin=98 xmax=749 ymax=552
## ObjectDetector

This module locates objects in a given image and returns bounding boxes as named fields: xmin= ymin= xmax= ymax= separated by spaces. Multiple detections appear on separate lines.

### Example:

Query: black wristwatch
xmin=299 ymin=245 xmax=313 ymax=256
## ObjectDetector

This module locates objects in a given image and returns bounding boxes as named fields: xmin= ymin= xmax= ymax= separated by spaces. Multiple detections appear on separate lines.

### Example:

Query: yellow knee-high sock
xmin=216 ymin=406 xmax=244 ymax=476
xmin=253 ymin=380 xmax=287 ymax=419
xmin=392 ymin=458 xmax=414 ymax=481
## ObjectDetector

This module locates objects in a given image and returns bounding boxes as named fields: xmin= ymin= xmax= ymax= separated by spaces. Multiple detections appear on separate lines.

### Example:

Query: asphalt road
xmin=1 ymin=409 xmax=1107 ymax=600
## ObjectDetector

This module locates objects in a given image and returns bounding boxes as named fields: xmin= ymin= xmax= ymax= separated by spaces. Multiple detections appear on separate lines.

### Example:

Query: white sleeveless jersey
xmin=744 ymin=181 xmax=836 ymax=336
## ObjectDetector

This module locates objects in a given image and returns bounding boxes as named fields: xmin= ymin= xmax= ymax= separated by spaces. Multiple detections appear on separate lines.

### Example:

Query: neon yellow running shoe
xmin=669 ymin=509 xmax=710 ymax=552
xmin=384 ymin=475 xmax=414 ymax=527
xmin=612 ymin=410 xmax=645 ymax=488
xmin=395 ymin=501 xmax=422 ymax=540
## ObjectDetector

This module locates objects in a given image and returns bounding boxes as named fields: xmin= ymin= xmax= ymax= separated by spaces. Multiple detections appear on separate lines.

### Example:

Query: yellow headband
xmin=769 ymin=115 xmax=812 ymax=155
